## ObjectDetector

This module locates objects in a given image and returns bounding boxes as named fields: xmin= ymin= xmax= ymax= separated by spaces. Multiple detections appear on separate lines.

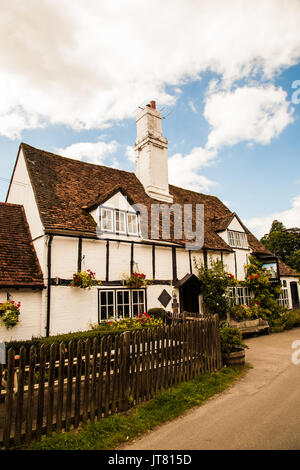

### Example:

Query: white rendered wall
xmin=81 ymin=238 xmax=106 ymax=280
xmin=133 ymin=244 xmax=153 ymax=278
xmin=109 ymin=242 xmax=131 ymax=280
xmin=0 ymin=289 xmax=43 ymax=341
xmin=155 ymin=246 xmax=172 ymax=280
xmin=51 ymin=237 xmax=78 ymax=278
xmin=6 ymin=149 xmax=44 ymax=241
xmin=49 ymin=286 xmax=98 ymax=335
xmin=176 ymin=249 xmax=191 ymax=280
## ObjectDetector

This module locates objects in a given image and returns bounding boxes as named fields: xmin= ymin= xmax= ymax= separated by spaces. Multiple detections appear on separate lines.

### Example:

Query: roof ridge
xmin=21 ymin=142 xmax=135 ymax=177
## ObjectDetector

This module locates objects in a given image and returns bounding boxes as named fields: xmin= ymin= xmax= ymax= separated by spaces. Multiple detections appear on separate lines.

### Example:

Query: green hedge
xmin=270 ymin=309 xmax=300 ymax=333
xmin=5 ymin=326 xmax=142 ymax=358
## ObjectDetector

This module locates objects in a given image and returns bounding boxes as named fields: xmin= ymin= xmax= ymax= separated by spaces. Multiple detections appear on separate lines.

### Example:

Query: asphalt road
xmin=122 ymin=328 xmax=300 ymax=450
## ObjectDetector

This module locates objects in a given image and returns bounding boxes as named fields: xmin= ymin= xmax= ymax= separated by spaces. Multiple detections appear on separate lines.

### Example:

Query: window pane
xmin=107 ymin=291 xmax=114 ymax=305
xmin=124 ymin=305 xmax=130 ymax=317
xmin=101 ymin=208 xmax=113 ymax=231
xmin=127 ymin=214 xmax=138 ymax=234
xmin=116 ymin=210 xmax=125 ymax=233
xmin=100 ymin=306 xmax=107 ymax=320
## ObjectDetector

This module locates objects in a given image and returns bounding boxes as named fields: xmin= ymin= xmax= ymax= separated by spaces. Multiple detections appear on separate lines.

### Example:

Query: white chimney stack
xmin=135 ymin=101 xmax=173 ymax=203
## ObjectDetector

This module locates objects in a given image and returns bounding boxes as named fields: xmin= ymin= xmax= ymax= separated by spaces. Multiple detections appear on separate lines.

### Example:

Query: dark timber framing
xmin=77 ymin=237 xmax=82 ymax=272
xmin=189 ymin=249 xmax=192 ymax=274
xmin=152 ymin=244 xmax=156 ymax=279
xmin=203 ymin=248 xmax=208 ymax=269
xmin=130 ymin=242 xmax=134 ymax=274
xmin=46 ymin=234 xmax=53 ymax=337
xmin=106 ymin=240 xmax=110 ymax=282
xmin=172 ymin=247 xmax=177 ymax=283
xmin=234 ymin=251 xmax=238 ymax=278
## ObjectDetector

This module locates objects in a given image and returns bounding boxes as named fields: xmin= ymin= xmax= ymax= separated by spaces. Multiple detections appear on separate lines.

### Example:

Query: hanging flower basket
xmin=125 ymin=272 xmax=148 ymax=288
xmin=0 ymin=300 xmax=21 ymax=329
xmin=70 ymin=270 xmax=102 ymax=289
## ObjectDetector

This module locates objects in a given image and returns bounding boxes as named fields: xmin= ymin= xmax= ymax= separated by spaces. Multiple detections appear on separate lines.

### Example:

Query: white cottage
xmin=1 ymin=101 xmax=299 ymax=340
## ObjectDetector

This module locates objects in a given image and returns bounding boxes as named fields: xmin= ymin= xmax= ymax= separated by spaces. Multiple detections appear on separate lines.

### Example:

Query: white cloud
xmin=245 ymin=194 xmax=300 ymax=238
xmin=56 ymin=140 xmax=118 ymax=165
xmin=1 ymin=0 xmax=300 ymax=138
xmin=188 ymin=100 xmax=197 ymax=113
xmin=125 ymin=145 xmax=136 ymax=163
xmin=168 ymin=146 xmax=217 ymax=192
xmin=204 ymin=85 xmax=294 ymax=150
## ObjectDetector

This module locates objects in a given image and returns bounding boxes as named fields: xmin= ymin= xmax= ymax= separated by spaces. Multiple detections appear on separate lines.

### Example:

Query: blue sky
xmin=1 ymin=1 xmax=300 ymax=238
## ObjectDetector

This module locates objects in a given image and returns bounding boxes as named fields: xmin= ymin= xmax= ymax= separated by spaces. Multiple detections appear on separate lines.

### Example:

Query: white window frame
xmin=227 ymin=230 xmax=248 ymax=249
xmin=229 ymin=286 xmax=251 ymax=306
xmin=278 ymin=280 xmax=289 ymax=308
xmin=132 ymin=289 xmax=146 ymax=316
xmin=100 ymin=208 xmax=114 ymax=232
xmin=98 ymin=288 xmax=146 ymax=322
xmin=127 ymin=213 xmax=139 ymax=235
xmin=99 ymin=289 xmax=115 ymax=321
xmin=116 ymin=289 xmax=131 ymax=318
xmin=115 ymin=210 xmax=126 ymax=234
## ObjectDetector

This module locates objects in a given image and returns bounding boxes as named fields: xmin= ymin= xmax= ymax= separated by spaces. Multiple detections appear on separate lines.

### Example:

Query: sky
xmin=0 ymin=0 xmax=300 ymax=239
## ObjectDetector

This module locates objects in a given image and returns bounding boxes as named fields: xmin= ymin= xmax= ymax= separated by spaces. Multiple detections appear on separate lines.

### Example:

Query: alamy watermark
xmin=292 ymin=80 xmax=300 ymax=105
xmin=0 ymin=341 xmax=5 ymax=365
xmin=97 ymin=201 xmax=205 ymax=251
xmin=291 ymin=340 xmax=300 ymax=365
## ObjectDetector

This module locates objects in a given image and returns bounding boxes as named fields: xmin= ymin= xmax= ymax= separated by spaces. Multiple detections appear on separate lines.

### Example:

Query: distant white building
xmin=1 ymin=101 xmax=299 ymax=340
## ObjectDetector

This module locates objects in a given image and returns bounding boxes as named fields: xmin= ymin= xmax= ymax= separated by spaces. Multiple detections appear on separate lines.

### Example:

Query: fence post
xmin=121 ymin=331 xmax=130 ymax=411
xmin=3 ymin=348 xmax=15 ymax=448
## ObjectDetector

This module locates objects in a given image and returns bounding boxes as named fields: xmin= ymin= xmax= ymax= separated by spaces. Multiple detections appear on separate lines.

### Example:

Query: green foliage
xmin=194 ymin=257 xmax=237 ymax=319
xmin=270 ymin=309 xmax=300 ymax=333
xmin=242 ymin=255 xmax=284 ymax=321
xmin=18 ymin=365 xmax=248 ymax=450
xmin=286 ymin=250 xmax=300 ymax=273
xmin=90 ymin=313 xmax=164 ymax=331
xmin=5 ymin=316 xmax=163 ymax=357
xmin=260 ymin=220 xmax=300 ymax=267
xmin=147 ymin=308 xmax=166 ymax=321
xmin=0 ymin=300 xmax=21 ymax=329
xmin=70 ymin=270 xmax=102 ymax=289
xmin=219 ymin=325 xmax=248 ymax=354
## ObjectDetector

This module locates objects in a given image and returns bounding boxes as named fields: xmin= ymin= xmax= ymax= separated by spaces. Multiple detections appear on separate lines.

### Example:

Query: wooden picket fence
xmin=0 ymin=315 xmax=222 ymax=448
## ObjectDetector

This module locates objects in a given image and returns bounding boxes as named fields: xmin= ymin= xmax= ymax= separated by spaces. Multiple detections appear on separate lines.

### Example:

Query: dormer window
xmin=100 ymin=206 xmax=139 ymax=236
xmin=228 ymin=230 xmax=248 ymax=248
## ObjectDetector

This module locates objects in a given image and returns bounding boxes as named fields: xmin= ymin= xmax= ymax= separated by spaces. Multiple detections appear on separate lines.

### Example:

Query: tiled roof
xmin=278 ymin=259 xmax=299 ymax=277
xmin=16 ymin=143 xmax=273 ymax=256
xmin=0 ymin=203 xmax=44 ymax=287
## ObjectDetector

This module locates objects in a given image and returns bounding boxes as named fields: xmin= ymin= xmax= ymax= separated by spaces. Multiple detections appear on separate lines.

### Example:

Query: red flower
xmin=256 ymin=274 xmax=259 ymax=279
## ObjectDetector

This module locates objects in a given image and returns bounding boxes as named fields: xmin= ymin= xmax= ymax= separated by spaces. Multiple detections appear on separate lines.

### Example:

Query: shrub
xmin=0 ymin=300 xmax=21 ymax=329
xmin=194 ymin=258 xmax=237 ymax=320
xmin=219 ymin=325 xmax=248 ymax=354
xmin=270 ymin=309 xmax=300 ymax=332
xmin=147 ymin=308 xmax=166 ymax=321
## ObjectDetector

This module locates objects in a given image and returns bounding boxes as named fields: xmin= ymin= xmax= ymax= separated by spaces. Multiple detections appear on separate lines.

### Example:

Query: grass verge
xmin=18 ymin=364 xmax=249 ymax=450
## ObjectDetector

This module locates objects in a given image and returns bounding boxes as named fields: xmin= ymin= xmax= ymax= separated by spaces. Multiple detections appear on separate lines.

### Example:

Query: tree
xmin=286 ymin=250 xmax=300 ymax=273
xmin=260 ymin=220 xmax=300 ymax=264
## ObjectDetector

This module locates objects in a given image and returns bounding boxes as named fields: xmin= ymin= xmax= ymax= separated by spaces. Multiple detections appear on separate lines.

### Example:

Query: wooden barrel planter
xmin=222 ymin=348 xmax=245 ymax=366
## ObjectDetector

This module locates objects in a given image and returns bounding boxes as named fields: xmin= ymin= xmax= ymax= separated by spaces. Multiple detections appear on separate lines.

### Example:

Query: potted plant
xmin=70 ymin=269 xmax=102 ymax=289
xmin=125 ymin=272 xmax=148 ymax=288
xmin=0 ymin=300 xmax=21 ymax=329
xmin=220 ymin=324 xmax=248 ymax=365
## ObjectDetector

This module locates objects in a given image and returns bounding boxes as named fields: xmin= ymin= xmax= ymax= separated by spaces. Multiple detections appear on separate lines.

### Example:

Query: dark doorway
xmin=290 ymin=282 xmax=300 ymax=309
xmin=175 ymin=274 xmax=202 ymax=314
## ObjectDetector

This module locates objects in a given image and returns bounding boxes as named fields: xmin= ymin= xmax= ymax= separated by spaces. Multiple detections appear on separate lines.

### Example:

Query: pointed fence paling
xmin=0 ymin=315 xmax=222 ymax=447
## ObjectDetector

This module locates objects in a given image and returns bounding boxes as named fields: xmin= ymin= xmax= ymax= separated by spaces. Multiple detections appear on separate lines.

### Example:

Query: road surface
xmin=122 ymin=328 xmax=300 ymax=450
